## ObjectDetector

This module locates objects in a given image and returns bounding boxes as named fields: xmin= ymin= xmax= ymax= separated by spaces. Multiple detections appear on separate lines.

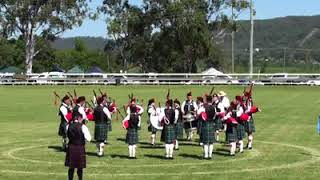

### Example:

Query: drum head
xmin=150 ymin=115 xmax=163 ymax=130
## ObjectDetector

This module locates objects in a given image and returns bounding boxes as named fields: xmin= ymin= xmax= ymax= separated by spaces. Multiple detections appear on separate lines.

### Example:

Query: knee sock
xmin=203 ymin=145 xmax=209 ymax=158
xmin=230 ymin=142 xmax=236 ymax=155
xmin=68 ymin=168 xmax=74 ymax=180
xmin=239 ymin=140 xmax=244 ymax=152
xmin=77 ymin=169 xmax=83 ymax=180
xmin=128 ymin=145 xmax=133 ymax=157
xmin=216 ymin=131 xmax=220 ymax=141
xmin=248 ymin=135 xmax=253 ymax=148
xmin=165 ymin=144 xmax=170 ymax=158
xmin=169 ymin=144 xmax=174 ymax=158
xmin=209 ymin=144 xmax=214 ymax=158
xmin=151 ymin=134 xmax=156 ymax=145
xmin=174 ymin=140 xmax=179 ymax=149
xmin=133 ymin=145 xmax=137 ymax=157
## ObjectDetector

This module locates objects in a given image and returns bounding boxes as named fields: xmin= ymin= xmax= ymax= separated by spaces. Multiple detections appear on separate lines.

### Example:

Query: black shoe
xmin=248 ymin=147 xmax=253 ymax=150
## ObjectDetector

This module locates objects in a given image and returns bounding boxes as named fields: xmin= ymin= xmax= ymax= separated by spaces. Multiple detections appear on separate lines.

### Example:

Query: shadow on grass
xmin=140 ymin=145 xmax=163 ymax=149
xmin=86 ymin=152 xmax=98 ymax=157
xmin=48 ymin=146 xmax=65 ymax=152
xmin=110 ymin=154 xmax=130 ymax=159
xmin=116 ymin=138 xmax=126 ymax=142
xmin=179 ymin=153 xmax=202 ymax=160
xmin=144 ymin=154 xmax=165 ymax=159
xmin=178 ymin=142 xmax=200 ymax=147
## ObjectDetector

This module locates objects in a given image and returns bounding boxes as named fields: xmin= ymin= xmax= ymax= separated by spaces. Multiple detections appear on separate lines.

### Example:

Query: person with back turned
xmin=65 ymin=114 xmax=91 ymax=180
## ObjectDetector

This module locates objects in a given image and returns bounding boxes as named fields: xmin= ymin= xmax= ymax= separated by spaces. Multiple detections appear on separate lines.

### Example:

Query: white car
xmin=202 ymin=75 xmax=238 ymax=85
xmin=30 ymin=72 xmax=66 ymax=84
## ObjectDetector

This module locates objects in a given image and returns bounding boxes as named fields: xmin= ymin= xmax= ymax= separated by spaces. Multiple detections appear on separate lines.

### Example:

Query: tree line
xmin=0 ymin=0 xmax=249 ymax=73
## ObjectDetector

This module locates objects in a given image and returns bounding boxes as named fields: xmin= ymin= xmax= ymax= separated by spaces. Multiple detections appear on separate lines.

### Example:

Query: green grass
xmin=0 ymin=85 xmax=320 ymax=180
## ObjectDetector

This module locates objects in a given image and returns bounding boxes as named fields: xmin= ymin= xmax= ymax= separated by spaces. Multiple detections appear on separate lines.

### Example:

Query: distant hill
xmin=52 ymin=15 xmax=320 ymax=51
xmin=51 ymin=37 xmax=107 ymax=50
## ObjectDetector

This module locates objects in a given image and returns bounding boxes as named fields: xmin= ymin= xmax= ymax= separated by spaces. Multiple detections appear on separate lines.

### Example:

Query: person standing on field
xmin=58 ymin=95 xmax=73 ymax=150
xmin=65 ymin=115 xmax=91 ymax=180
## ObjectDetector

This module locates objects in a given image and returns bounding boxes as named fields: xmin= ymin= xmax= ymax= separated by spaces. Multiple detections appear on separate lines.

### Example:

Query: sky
xmin=61 ymin=0 xmax=320 ymax=38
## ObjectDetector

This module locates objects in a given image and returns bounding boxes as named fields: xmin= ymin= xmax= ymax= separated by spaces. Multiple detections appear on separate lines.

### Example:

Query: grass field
xmin=0 ymin=85 xmax=320 ymax=180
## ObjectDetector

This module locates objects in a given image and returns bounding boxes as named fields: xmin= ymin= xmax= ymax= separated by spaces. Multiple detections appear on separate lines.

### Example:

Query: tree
xmin=0 ymin=0 xmax=92 ymax=73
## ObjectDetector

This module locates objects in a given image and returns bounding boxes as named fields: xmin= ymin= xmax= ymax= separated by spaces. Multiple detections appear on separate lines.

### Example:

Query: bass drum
xmin=150 ymin=107 xmax=165 ymax=130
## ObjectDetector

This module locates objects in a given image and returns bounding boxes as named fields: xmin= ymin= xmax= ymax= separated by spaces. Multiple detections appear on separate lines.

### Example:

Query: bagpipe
xmin=122 ymin=93 xmax=144 ymax=129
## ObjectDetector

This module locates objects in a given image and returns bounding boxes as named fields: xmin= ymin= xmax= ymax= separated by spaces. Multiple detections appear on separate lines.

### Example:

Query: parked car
xmin=201 ymin=75 xmax=238 ymax=85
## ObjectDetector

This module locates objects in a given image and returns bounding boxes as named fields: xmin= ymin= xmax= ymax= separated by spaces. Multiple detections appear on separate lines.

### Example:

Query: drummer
xmin=181 ymin=92 xmax=198 ymax=141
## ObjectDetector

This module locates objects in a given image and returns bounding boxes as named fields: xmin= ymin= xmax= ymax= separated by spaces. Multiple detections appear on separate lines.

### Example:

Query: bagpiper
xmin=235 ymin=95 xmax=247 ymax=153
xmin=65 ymin=114 xmax=91 ymax=180
xmin=196 ymin=96 xmax=204 ymax=146
xmin=173 ymin=99 xmax=183 ymax=150
xmin=93 ymin=97 xmax=112 ymax=157
xmin=198 ymin=95 xmax=216 ymax=159
xmin=161 ymin=99 xmax=178 ymax=159
xmin=181 ymin=92 xmax=198 ymax=141
xmin=218 ymin=91 xmax=230 ymax=132
xmin=73 ymin=96 xmax=88 ymax=122
xmin=125 ymin=99 xmax=144 ymax=159
xmin=213 ymin=93 xmax=225 ymax=142
xmin=223 ymin=100 xmax=239 ymax=156
xmin=58 ymin=95 xmax=73 ymax=150
xmin=147 ymin=98 xmax=158 ymax=145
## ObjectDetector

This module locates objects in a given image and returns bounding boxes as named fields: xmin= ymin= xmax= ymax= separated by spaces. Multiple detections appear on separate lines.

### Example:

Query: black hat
xmin=97 ymin=96 xmax=104 ymax=105
xmin=62 ymin=95 xmax=70 ymax=102
xmin=197 ymin=96 xmax=203 ymax=102
xmin=148 ymin=98 xmax=155 ymax=106
xmin=77 ymin=96 xmax=86 ymax=103
xmin=206 ymin=95 xmax=212 ymax=102
xmin=187 ymin=92 xmax=192 ymax=96
xmin=166 ymin=99 xmax=173 ymax=107
xmin=174 ymin=98 xmax=180 ymax=105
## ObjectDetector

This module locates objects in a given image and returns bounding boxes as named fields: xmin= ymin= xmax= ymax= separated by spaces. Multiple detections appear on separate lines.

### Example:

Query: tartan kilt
xmin=200 ymin=121 xmax=215 ymax=144
xmin=226 ymin=124 xmax=238 ymax=143
xmin=94 ymin=123 xmax=108 ymax=142
xmin=214 ymin=117 xmax=223 ymax=131
xmin=245 ymin=117 xmax=256 ymax=133
xmin=148 ymin=122 xmax=158 ymax=134
xmin=58 ymin=121 xmax=68 ymax=138
xmin=65 ymin=144 xmax=86 ymax=169
xmin=175 ymin=121 xmax=184 ymax=140
xmin=107 ymin=119 xmax=112 ymax=132
xmin=161 ymin=125 xmax=176 ymax=144
xmin=197 ymin=119 xmax=202 ymax=135
xmin=237 ymin=123 xmax=247 ymax=140
xmin=126 ymin=128 xmax=139 ymax=145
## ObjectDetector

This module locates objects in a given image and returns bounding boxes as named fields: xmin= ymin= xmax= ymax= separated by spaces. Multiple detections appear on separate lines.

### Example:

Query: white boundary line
xmin=1 ymin=141 xmax=319 ymax=176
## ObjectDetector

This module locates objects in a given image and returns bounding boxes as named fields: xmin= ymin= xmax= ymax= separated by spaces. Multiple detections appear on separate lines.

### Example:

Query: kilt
xmin=148 ymin=123 xmax=158 ymax=134
xmin=226 ymin=124 xmax=238 ymax=143
xmin=214 ymin=117 xmax=223 ymax=131
xmin=237 ymin=123 xmax=246 ymax=140
xmin=107 ymin=119 xmax=112 ymax=131
xmin=161 ymin=125 xmax=176 ymax=144
xmin=65 ymin=144 xmax=86 ymax=169
xmin=197 ymin=119 xmax=202 ymax=135
xmin=245 ymin=117 xmax=256 ymax=133
xmin=175 ymin=121 xmax=184 ymax=139
xmin=126 ymin=128 xmax=139 ymax=145
xmin=200 ymin=121 xmax=216 ymax=144
xmin=58 ymin=121 xmax=68 ymax=138
xmin=94 ymin=123 xmax=108 ymax=142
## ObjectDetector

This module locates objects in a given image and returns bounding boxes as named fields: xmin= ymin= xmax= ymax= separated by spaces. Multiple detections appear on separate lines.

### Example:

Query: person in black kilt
xmin=126 ymin=100 xmax=143 ymax=159
xmin=198 ymin=95 xmax=216 ymax=159
xmin=196 ymin=96 xmax=204 ymax=146
xmin=65 ymin=115 xmax=91 ymax=180
xmin=173 ymin=99 xmax=183 ymax=150
xmin=235 ymin=95 xmax=247 ymax=153
xmin=93 ymin=97 xmax=112 ymax=157
xmin=58 ymin=95 xmax=73 ymax=150
xmin=73 ymin=96 xmax=88 ymax=122
xmin=147 ymin=98 xmax=158 ymax=145
xmin=223 ymin=100 xmax=239 ymax=156
xmin=161 ymin=99 xmax=177 ymax=159
xmin=243 ymin=92 xmax=256 ymax=150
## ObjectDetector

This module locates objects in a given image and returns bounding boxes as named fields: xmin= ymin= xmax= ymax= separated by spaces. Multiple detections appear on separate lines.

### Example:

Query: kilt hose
xmin=161 ymin=125 xmax=176 ymax=144
xmin=237 ymin=123 xmax=247 ymax=141
xmin=245 ymin=117 xmax=256 ymax=134
xmin=175 ymin=121 xmax=184 ymax=140
xmin=226 ymin=124 xmax=238 ymax=143
xmin=58 ymin=120 xmax=68 ymax=138
xmin=200 ymin=121 xmax=216 ymax=144
xmin=126 ymin=128 xmax=139 ymax=145
xmin=94 ymin=123 xmax=108 ymax=142
xmin=65 ymin=144 xmax=86 ymax=169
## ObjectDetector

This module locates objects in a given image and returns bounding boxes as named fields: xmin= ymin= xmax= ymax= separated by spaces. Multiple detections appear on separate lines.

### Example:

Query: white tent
xmin=201 ymin=67 xmax=224 ymax=75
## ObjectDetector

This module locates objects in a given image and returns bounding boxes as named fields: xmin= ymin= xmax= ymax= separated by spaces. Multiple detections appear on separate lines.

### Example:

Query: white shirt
xmin=148 ymin=105 xmax=157 ymax=116
xmin=60 ymin=103 xmax=69 ymax=122
xmin=220 ymin=96 xmax=230 ymax=109
xmin=101 ymin=105 xmax=112 ymax=120
xmin=236 ymin=104 xmax=244 ymax=117
xmin=66 ymin=123 xmax=92 ymax=142
xmin=181 ymin=100 xmax=198 ymax=115
xmin=127 ymin=105 xmax=144 ymax=115
xmin=77 ymin=104 xmax=88 ymax=120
